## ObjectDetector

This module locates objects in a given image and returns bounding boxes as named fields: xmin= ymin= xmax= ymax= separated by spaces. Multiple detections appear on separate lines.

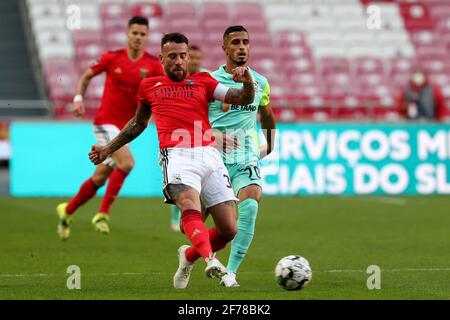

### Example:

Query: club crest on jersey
xmin=172 ymin=173 xmax=182 ymax=182
xmin=114 ymin=67 xmax=123 ymax=74
xmin=185 ymin=80 xmax=195 ymax=85
xmin=140 ymin=68 xmax=149 ymax=78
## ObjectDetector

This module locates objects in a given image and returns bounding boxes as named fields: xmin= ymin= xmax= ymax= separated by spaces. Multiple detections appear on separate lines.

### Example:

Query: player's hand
xmin=73 ymin=101 xmax=86 ymax=118
xmin=222 ymin=133 xmax=238 ymax=153
xmin=88 ymin=144 xmax=109 ymax=165
xmin=232 ymin=66 xmax=253 ymax=84
xmin=213 ymin=131 xmax=238 ymax=153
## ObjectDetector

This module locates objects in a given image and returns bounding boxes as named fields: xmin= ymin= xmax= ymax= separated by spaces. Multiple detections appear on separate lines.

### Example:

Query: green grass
xmin=0 ymin=196 xmax=450 ymax=300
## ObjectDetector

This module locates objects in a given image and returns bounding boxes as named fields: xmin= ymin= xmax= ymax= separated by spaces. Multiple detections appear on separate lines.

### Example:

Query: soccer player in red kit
xmin=56 ymin=16 xmax=164 ymax=240
xmin=88 ymin=33 xmax=255 ymax=288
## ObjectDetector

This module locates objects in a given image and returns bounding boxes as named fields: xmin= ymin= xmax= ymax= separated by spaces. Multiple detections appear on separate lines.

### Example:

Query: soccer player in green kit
xmin=209 ymin=26 xmax=276 ymax=287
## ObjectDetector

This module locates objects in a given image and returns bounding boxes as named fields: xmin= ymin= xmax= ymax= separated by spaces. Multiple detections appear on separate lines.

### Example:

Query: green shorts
xmin=225 ymin=162 xmax=262 ymax=196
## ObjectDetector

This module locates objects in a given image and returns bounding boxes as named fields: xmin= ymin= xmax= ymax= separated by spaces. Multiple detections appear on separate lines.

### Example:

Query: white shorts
xmin=93 ymin=124 xmax=121 ymax=167
xmin=159 ymin=146 xmax=238 ymax=208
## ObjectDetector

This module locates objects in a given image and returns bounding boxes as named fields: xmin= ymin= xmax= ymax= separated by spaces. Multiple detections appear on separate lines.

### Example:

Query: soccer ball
xmin=275 ymin=255 xmax=312 ymax=291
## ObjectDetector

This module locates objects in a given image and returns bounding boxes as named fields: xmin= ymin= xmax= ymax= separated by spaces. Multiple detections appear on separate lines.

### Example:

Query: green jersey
xmin=209 ymin=65 xmax=270 ymax=164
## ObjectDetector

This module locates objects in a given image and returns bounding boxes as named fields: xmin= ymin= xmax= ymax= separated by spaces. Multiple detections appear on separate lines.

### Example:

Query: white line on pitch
xmin=341 ymin=196 xmax=407 ymax=206
xmin=376 ymin=197 xmax=407 ymax=205
xmin=2 ymin=268 xmax=450 ymax=277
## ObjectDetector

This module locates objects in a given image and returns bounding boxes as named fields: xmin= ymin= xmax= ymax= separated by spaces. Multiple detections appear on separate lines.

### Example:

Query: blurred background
xmin=2 ymin=0 xmax=450 ymax=197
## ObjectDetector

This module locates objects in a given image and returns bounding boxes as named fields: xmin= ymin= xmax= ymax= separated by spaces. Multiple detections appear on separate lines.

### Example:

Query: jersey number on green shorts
xmin=238 ymin=166 xmax=261 ymax=181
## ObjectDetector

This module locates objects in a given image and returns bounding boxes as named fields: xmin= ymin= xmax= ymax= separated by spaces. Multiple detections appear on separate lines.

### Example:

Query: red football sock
xmin=185 ymin=227 xmax=229 ymax=263
xmin=181 ymin=210 xmax=213 ymax=262
xmin=66 ymin=178 xmax=100 ymax=215
xmin=98 ymin=168 xmax=128 ymax=214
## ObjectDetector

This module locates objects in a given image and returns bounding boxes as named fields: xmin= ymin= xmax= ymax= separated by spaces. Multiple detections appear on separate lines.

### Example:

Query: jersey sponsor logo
xmin=111 ymin=78 xmax=139 ymax=94
xmin=140 ymin=68 xmax=149 ymax=78
xmin=228 ymin=104 xmax=258 ymax=112
xmin=114 ymin=67 xmax=123 ymax=74
xmin=222 ymin=103 xmax=230 ymax=112
xmin=153 ymin=84 xmax=198 ymax=100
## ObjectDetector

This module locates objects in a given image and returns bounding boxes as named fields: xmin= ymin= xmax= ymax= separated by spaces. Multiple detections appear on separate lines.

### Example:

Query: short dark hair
xmin=223 ymin=25 xmax=248 ymax=41
xmin=161 ymin=32 xmax=189 ymax=48
xmin=189 ymin=45 xmax=201 ymax=51
xmin=128 ymin=16 xmax=149 ymax=28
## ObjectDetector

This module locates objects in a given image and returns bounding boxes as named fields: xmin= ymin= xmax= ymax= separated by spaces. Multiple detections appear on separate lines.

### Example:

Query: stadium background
xmin=3 ymin=0 xmax=450 ymax=197
xmin=1 ymin=0 xmax=450 ymax=300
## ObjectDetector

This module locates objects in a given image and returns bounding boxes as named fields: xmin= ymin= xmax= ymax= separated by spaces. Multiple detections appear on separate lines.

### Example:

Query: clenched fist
xmin=73 ymin=101 xmax=86 ymax=118
xmin=88 ymin=144 xmax=110 ymax=165
xmin=232 ymin=66 xmax=253 ymax=84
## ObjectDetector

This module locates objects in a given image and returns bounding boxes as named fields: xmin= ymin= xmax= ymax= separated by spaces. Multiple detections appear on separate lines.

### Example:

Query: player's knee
xmin=223 ymin=229 xmax=237 ymax=243
xmin=178 ymin=199 xmax=197 ymax=212
xmin=91 ymin=178 xmax=105 ymax=187
xmin=240 ymin=186 xmax=262 ymax=203
xmin=218 ymin=223 xmax=237 ymax=242
xmin=117 ymin=160 xmax=134 ymax=173
xmin=91 ymin=174 xmax=108 ymax=186
xmin=250 ymin=192 xmax=262 ymax=203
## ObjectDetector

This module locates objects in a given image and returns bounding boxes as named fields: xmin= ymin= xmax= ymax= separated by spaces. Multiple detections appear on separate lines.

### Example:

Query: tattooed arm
xmin=223 ymin=66 xmax=255 ymax=105
xmin=89 ymin=103 xmax=151 ymax=165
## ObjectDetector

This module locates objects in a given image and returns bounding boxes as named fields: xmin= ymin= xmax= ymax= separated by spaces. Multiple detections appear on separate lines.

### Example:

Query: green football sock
xmin=227 ymin=198 xmax=259 ymax=273
xmin=171 ymin=206 xmax=181 ymax=226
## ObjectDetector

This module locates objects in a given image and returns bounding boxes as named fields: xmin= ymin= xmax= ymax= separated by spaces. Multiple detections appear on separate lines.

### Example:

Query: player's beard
xmin=233 ymin=55 xmax=248 ymax=66
xmin=168 ymin=69 xmax=187 ymax=82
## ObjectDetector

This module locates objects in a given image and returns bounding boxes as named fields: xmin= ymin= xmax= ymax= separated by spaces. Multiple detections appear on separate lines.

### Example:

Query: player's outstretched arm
xmin=223 ymin=67 xmax=255 ymax=105
xmin=89 ymin=103 xmax=151 ymax=165
xmin=259 ymin=102 xmax=276 ymax=158
xmin=73 ymin=69 xmax=96 ymax=117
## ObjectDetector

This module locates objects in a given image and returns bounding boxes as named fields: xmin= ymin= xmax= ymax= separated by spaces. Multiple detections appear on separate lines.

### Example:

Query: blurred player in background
xmin=170 ymin=44 xmax=208 ymax=232
xmin=56 ymin=16 xmax=164 ymax=240
xmin=88 ymin=33 xmax=256 ymax=288
xmin=187 ymin=45 xmax=208 ymax=74
xmin=209 ymin=25 xmax=276 ymax=287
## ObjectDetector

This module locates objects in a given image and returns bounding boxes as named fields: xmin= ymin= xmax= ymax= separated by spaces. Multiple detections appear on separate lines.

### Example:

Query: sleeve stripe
xmin=260 ymin=82 xmax=271 ymax=107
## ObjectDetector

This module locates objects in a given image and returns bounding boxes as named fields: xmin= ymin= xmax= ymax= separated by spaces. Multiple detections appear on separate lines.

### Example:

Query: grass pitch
xmin=0 ymin=196 xmax=449 ymax=300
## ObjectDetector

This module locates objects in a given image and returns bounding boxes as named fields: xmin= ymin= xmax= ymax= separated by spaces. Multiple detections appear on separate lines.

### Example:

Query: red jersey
xmin=91 ymin=48 xmax=164 ymax=129
xmin=137 ymin=72 xmax=220 ymax=149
